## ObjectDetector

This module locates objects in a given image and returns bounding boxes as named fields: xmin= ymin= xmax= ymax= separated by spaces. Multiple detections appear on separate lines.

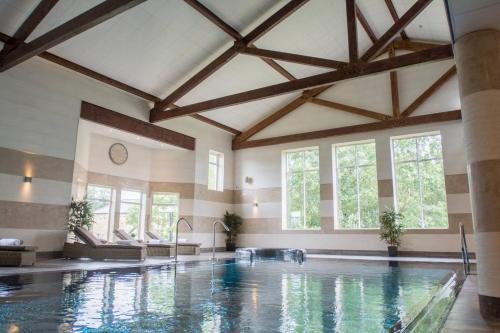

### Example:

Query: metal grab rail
xmin=459 ymin=223 xmax=471 ymax=275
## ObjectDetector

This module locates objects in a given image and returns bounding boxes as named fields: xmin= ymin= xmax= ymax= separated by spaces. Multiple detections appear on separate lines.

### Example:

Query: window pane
xmin=337 ymin=167 xmax=358 ymax=228
xmin=121 ymin=190 xmax=141 ymax=203
xmin=336 ymin=145 xmax=356 ymax=169
xmin=91 ymin=203 xmax=110 ymax=240
xmin=151 ymin=205 xmax=177 ymax=241
xmin=418 ymin=135 xmax=441 ymax=160
xmin=335 ymin=142 xmax=379 ymax=229
xmin=208 ymin=162 xmax=217 ymax=190
xmin=358 ymin=165 xmax=379 ymax=228
xmin=392 ymin=134 xmax=449 ymax=229
xmin=119 ymin=202 xmax=141 ymax=238
xmin=153 ymin=193 xmax=177 ymax=205
xmin=287 ymin=171 xmax=304 ymax=229
xmin=393 ymin=138 xmax=416 ymax=162
xmin=357 ymin=142 xmax=376 ymax=166
xmin=287 ymin=151 xmax=304 ymax=172
xmin=209 ymin=153 xmax=217 ymax=164
xmin=87 ymin=185 xmax=111 ymax=200
xmin=304 ymin=149 xmax=319 ymax=170
xmin=394 ymin=162 xmax=421 ymax=228
xmin=304 ymin=170 xmax=320 ymax=229
xmin=420 ymin=160 xmax=448 ymax=228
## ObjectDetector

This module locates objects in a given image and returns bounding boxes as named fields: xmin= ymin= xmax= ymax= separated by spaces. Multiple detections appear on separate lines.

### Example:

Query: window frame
xmin=208 ymin=150 xmax=224 ymax=192
xmin=281 ymin=146 xmax=321 ymax=230
xmin=86 ymin=184 xmax=114 ymax=241
xmin=150 ymin=192 xmax=180 ymax=241
xmin=390 ymin=131 xmax=449 ymax=230
xmin=332 ymin=139 xmax=379 ymax=230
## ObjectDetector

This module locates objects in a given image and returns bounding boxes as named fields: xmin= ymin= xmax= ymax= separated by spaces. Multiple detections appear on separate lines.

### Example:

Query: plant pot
xmin=387 ymin=246 xmax=398 ymax=257
xmin=226 ymin=243 xmax=236 ymax=252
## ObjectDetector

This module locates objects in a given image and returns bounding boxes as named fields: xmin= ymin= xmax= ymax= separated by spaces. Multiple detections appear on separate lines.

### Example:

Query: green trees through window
xmin=334 ymin=141 xmax=379 ymax=229
xmin=392 ymin=134 xmax=448 ymax=228
xmin=284 ymin=148 xmax=320 ymax=229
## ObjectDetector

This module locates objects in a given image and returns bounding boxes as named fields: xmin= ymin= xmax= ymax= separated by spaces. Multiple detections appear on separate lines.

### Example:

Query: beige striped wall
xmin=0 ymin=146 xmax=72 ymax=252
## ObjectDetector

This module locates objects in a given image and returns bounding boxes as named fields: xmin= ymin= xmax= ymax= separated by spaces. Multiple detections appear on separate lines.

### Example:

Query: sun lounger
xmin=145 ymin=230 xmax=201 ymax=255
xmin=63 ymin=227 xmax=146 ymax=261
xmin=113 ymin=229 xmax=175 ymax=257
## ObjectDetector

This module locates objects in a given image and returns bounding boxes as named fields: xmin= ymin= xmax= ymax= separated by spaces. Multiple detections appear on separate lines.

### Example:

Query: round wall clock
xmin=109 ymin=143 xmax=128 ymax=165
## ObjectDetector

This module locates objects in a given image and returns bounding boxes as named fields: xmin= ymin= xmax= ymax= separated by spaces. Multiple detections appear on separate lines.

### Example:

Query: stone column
xmin=454 ymin=29 xmax=500 ymax=320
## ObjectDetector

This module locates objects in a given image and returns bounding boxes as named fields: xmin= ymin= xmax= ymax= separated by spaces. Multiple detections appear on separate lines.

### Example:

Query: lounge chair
xmin=0 ymin=242 xmax=37 ymax=266
xmin=146 ymin=230 xmax=201 ymax=255
xmin=63 ymin=227 xmax=146 ymax=261
xmin=113 ymin=229 xmax=175 ymax=257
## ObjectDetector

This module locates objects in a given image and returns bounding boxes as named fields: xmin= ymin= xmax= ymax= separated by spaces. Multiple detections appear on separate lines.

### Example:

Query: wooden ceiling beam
xmin=388 ymin=45 xmax=400 ymax=118
xmin=183 ymin=0 xmax=241 ymax=40
xmin=233 ymin=85 xmax=331 ymax=143
xmin=310 ymin=98 xmax=390 ymax=121
xmin=189 ymin=114 xmax=241 ymax=135
xmin=361 ymin=0 xmax=433 ymax=62
xmin=0 ymin=32 xmax=241 ymax=136
xmin=346 ymin=0 xmax=358 ymax=63
xmin=81 ymin=101 xmax=196 ymax=150
xmin=0 ymin=0 xmax=59 ymax=58
xmin=241 ymin=0 xmax=309 ymax=45
xmin=400 ymin=65 xmax=457 ymax=118
xmin=233 ymin=110 xmax=462 ymax=150
xmin=239 ymin=47 xmax=347 ymax=69
xmin=393 ymin=38 xmax=446 ymax=52
xmin=384 ymin=0 xmax=408 ymax=40
xmin=183 ymin=0 xmax=295 ymax=81
xmin=355 ymin=4 xmax=377 ymax=44
xmin=0 ymin=0 xmax=147 ymax=72
xmin=151 ymin=44 xmax=453 ymax=122
xmin=153 ymin=0 xmax=308 ymax=112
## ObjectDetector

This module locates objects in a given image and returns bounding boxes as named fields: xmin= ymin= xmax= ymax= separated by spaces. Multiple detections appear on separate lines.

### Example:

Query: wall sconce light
xmin=23 ymin=176 xmax=32 ymax=183
xmin=253 ymin=201 xmax=259 ymax=207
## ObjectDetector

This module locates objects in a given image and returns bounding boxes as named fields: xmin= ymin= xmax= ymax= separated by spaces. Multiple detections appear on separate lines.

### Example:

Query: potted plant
xmin=68 ymin=198 xmax=94 ymax=241
xmin=222 ymin=211 xmax=242 ymax=251
xmin=380 ymin=208 xmax=404 ymax=257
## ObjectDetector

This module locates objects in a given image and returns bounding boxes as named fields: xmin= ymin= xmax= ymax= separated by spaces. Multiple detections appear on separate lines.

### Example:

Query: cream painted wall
xmin=234 ymin=120 xmax=473 ymax=253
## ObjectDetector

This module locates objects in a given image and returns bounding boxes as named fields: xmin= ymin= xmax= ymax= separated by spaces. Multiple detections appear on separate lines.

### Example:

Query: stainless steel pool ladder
xmin=212 ymin=220 xmax=230 ymax=261
xmin=460 ymin=223 xmax=471 ymax=275
xmin=174 ymin=217 xmax=193 ymax=262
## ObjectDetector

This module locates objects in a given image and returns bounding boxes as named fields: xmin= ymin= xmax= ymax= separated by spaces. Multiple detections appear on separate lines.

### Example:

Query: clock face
xmin=109 ymin=143 xmax=128 ymax=165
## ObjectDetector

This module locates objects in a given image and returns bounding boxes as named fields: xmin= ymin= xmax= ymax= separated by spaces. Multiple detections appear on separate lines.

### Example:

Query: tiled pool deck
xmin=0 ymin=253 xmax=498 ymax=332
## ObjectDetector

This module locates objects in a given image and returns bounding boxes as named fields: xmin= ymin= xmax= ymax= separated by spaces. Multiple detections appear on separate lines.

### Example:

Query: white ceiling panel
xmin=252 ymin=102 xmax=375 ymax=140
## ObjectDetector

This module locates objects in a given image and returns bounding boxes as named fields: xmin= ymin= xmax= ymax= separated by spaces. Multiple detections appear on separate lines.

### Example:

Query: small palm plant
xmin=380 ymin=208 xmax=404 ymax=257
xmin=68 ymin=198 xmax=94 ymax=240
xmin=222 ymin=211 xmax=242 ymax=251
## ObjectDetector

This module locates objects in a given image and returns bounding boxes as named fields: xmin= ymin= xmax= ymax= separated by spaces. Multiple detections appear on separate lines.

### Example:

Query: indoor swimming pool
xmin=0 ymin=258 xmax=460 ymax=332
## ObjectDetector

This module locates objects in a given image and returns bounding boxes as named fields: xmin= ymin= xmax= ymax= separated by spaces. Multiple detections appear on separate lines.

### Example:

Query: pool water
xmin=0 ymin=259 xmax=458 ymax=333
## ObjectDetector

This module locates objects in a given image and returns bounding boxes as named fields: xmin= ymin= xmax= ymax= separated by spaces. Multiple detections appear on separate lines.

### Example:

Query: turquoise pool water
xmin=0 ymin=259 xmax=458 ymax=332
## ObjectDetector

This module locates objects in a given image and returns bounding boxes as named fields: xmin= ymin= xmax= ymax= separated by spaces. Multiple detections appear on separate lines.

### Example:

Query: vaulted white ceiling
xmin=0 ymin=0 xmax=456 ymax=139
